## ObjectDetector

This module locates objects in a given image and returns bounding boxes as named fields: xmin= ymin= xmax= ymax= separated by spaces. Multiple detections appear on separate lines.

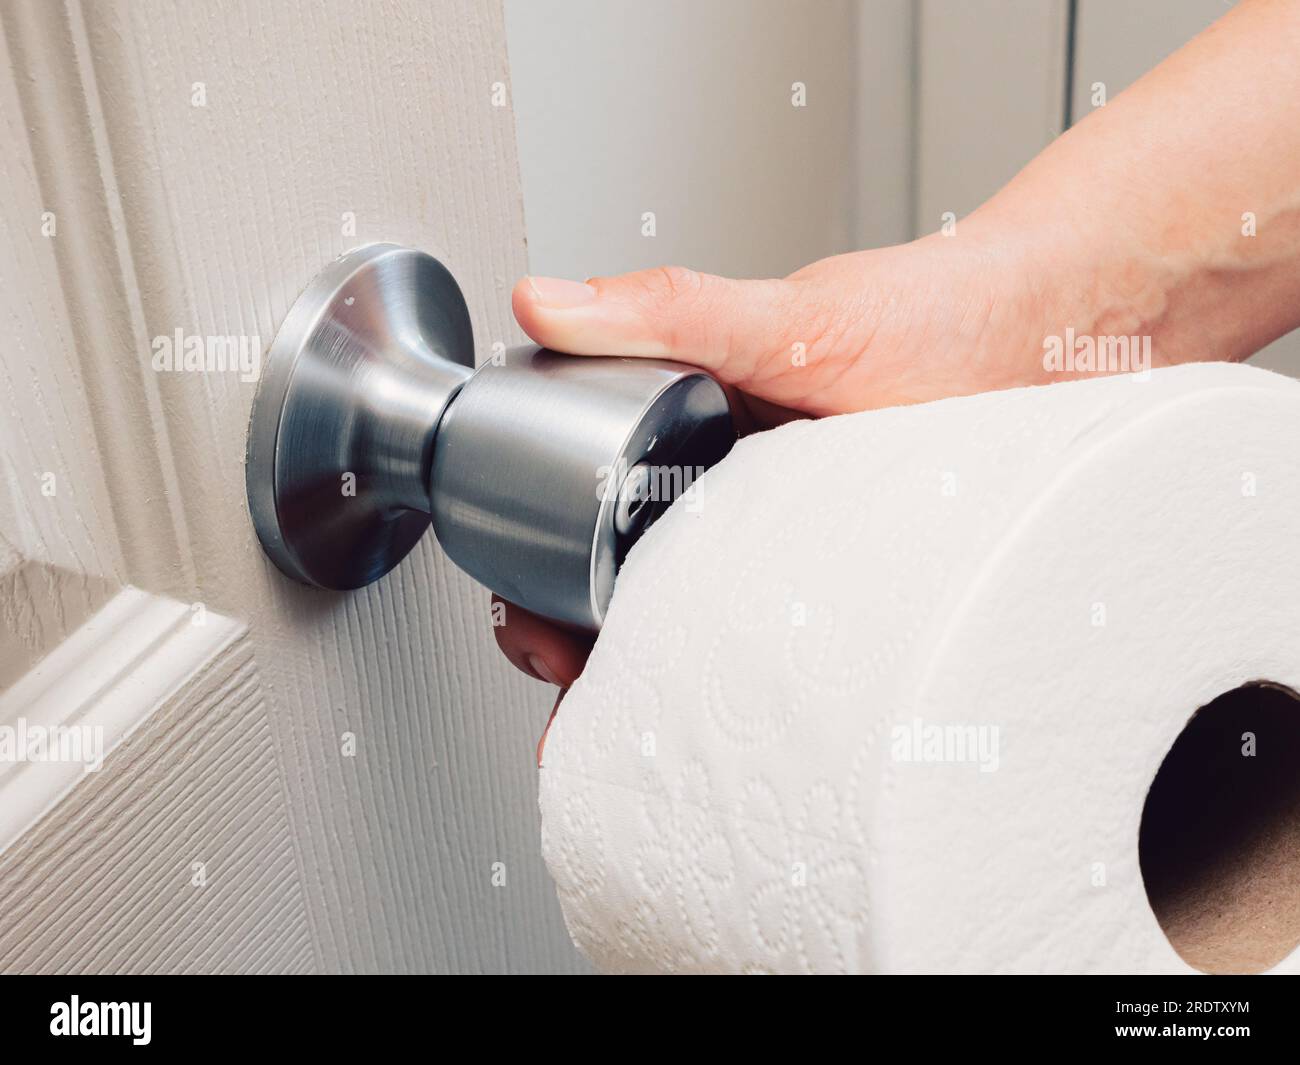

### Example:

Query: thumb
xmin=511 ymin=266 xmax=799 ymax=390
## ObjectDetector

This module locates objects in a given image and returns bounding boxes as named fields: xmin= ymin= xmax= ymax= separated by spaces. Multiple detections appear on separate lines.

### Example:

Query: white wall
xmin=507 ymin=0 xmax=1296 ymax=377
xmin=504 ymin=0 xmax=914 ymax=283
xmin=913 ymin=0 xmax=1070 ymax=234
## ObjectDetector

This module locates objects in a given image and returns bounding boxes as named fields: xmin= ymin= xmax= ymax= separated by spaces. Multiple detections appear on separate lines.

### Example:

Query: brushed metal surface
xmin=246 ymin=243 xmax=474 ymax=588
xmin=247 ymin=244 xmax=735 ymax=628
xmin=431 ymin=346 xmax=734 ymax=630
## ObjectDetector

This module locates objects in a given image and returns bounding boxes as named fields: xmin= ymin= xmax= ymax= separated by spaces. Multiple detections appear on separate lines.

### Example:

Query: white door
xmin=0 ymin=0 xmax=580 ymax=973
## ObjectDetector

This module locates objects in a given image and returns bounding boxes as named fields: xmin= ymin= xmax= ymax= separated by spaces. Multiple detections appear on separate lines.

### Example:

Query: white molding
xmin=0 ymin=587 xmax=242 ymax=854
xmin=0 ymin=611 xmax=312 ymax=973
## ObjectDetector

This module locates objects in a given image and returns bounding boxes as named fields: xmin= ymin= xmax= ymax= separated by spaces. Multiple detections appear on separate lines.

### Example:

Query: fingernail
xmin=526 ymin=276 xmax=597 ymax=309
xmin=528 ymin=653 xmax=564 ymax=687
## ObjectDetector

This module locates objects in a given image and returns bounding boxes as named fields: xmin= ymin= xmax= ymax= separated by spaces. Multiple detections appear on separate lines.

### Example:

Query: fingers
xmin=536 ymin=687 xmax=565 ymax=769
xmin=725 ymin=387 xmax=812 ymax=436
xmin=492 ymin=596 xmax=593 ymax=688
xmin=493 ymin=599 xmax=586 ymax=768
xmin=511 ymin=266 xmax=798 ymax=391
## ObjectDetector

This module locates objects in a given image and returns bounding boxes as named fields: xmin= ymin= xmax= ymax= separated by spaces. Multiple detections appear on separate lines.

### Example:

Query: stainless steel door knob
xmin=246 ymin=243 xmax=736 ymax=630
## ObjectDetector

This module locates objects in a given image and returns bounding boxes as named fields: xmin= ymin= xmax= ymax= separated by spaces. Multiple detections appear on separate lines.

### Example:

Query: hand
xmin=499 ymin=0 xmax=1300 ymax=703
xmin=496 ymin=230 xmax=1060 ymax=693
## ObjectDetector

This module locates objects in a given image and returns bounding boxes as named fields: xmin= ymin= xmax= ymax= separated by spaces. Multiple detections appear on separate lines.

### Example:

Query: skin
xmin=496 ymin=0 xmax=1300 ymax=738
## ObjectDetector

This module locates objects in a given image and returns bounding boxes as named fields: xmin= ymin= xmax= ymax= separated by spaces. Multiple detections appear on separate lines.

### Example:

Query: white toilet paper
xmin=538 ymin=362 xmax=1300 ymax=974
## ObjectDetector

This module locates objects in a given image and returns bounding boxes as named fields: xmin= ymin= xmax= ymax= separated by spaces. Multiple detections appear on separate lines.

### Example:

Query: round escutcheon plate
xmin=245 ymin=243 xmax=475 ymax=589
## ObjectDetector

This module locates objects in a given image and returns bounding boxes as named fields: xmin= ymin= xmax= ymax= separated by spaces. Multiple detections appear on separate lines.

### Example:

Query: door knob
xmin=245 ymin=243 xmax=736 ymax=630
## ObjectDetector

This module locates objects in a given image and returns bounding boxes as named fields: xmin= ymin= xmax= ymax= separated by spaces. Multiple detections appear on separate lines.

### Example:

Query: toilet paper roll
xmin=538 ymin=362 xmax=1300 ymax=974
